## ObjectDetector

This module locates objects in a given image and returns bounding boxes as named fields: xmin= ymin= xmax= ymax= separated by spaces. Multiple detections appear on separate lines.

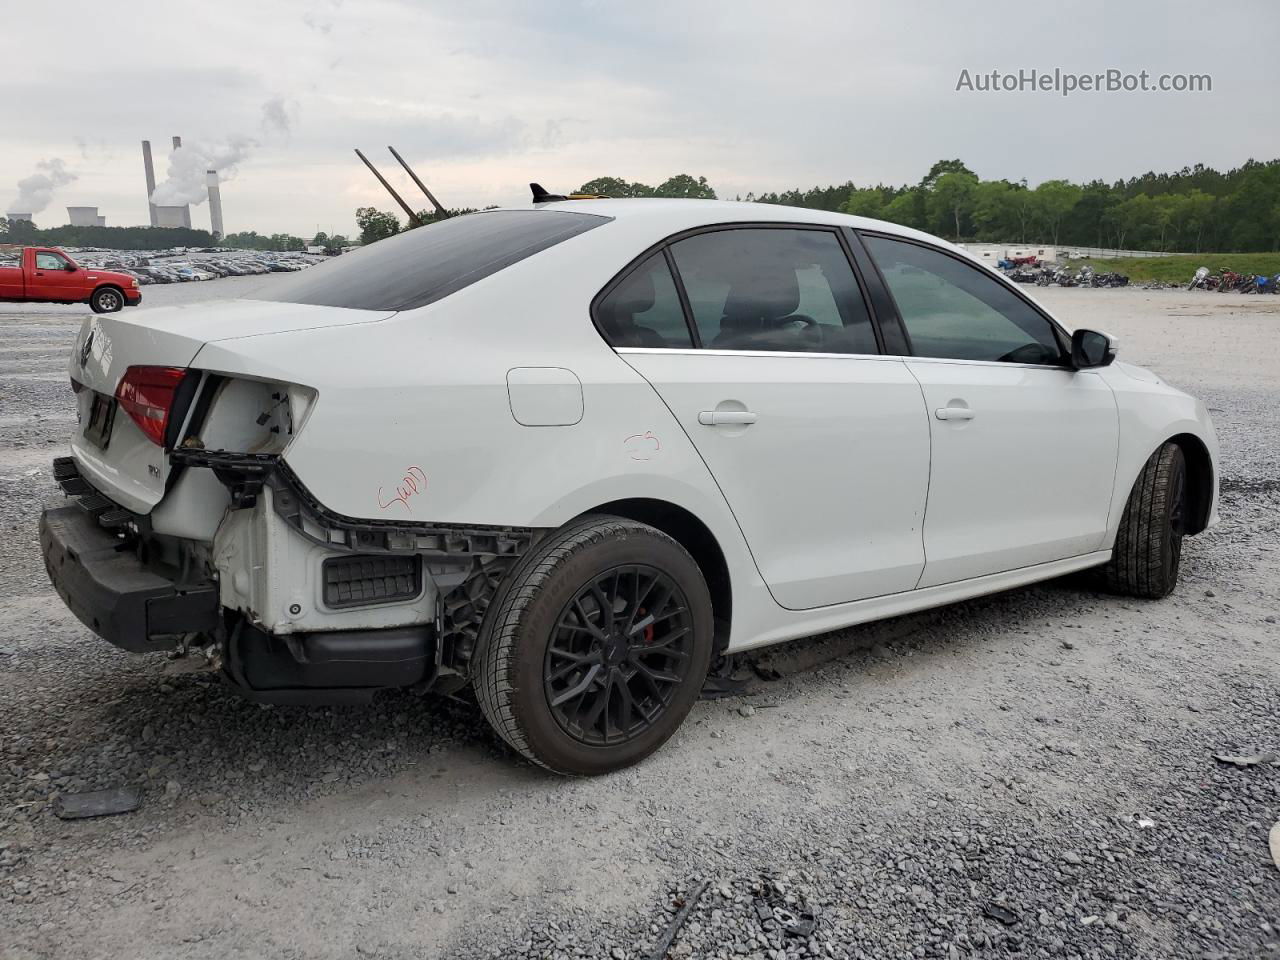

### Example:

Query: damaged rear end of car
xmin=40 ymin=208 xmax=612 ymax=705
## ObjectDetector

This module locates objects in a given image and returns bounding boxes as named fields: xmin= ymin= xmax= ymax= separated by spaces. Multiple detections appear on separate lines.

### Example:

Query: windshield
xmin=255 ymin=209 xmax=611 ymax=311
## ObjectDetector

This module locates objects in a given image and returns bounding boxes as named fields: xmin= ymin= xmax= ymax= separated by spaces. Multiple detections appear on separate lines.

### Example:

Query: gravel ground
xmin=1 ymin=281 xmax=1277 ymax=960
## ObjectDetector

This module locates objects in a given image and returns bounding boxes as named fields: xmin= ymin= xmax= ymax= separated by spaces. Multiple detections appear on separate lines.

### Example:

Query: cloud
xmin=6 ymin=158 xmax=77 ymax=215
xmin=261 ymin=96 xmax=298 ymax=138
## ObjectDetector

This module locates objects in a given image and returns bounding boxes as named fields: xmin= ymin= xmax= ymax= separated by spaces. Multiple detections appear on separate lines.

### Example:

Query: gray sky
xmin=3 ymin=0 xmax=1275 ymax=236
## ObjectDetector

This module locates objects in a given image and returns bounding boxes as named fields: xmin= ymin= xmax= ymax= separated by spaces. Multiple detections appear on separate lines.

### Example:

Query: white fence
xmin=958 ymin=242 xmax=1172 ymax=264
xmin=1057 ymin=246 xmax=1172 ymax=260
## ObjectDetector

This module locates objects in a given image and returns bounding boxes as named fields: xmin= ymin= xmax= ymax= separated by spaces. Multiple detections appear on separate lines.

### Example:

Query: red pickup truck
xmin=0 ymin=246 xmax=141 ymax=313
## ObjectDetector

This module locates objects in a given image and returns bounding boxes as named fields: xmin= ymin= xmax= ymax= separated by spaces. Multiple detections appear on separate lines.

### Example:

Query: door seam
xmin=903 ymin=360 xmax=933 ymax=590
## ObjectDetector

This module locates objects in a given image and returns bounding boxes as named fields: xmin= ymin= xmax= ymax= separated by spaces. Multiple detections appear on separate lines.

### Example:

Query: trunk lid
xmin=67 ymin=299 xmax=390 ymax=514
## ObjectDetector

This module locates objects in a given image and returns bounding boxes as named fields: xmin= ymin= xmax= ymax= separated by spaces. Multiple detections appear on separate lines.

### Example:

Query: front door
xmin=28 ymin=250 xmax=83 ymax=300
xmin=861 ymin=233 xmax=1119 ymax=587
xmin=604 ymin=226 xmax=932 ymax=610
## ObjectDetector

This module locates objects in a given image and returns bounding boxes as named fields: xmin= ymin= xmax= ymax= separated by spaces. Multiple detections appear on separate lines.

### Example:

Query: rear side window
xmin=668 ymin=228 xmax=877 ymax=354
xmin=595 ymin=253 xmax=694 ymax=348
xmin=863 ymin=234 xmax=1064 ymax=365
xmin=257 ymin=210 xmax=610 ymax=312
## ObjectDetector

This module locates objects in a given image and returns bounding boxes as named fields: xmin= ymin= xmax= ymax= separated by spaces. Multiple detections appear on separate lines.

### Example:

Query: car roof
xmin=499 ymin=197 xmax=964 ymax=255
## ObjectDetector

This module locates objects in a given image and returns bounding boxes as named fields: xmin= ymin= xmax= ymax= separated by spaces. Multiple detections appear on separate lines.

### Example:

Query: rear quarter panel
xmin=189 ymin=227 xmax=756 ymax=573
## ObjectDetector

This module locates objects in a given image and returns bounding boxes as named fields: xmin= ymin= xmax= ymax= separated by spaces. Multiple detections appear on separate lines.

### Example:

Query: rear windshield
xmin=256 ymin=209 xmax=610 ymax=311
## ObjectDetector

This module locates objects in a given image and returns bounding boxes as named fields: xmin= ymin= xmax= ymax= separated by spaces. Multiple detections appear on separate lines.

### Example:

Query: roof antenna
xmin=355 ymin=148 xmax=423 ymax=227
xmin=530 ymin=182 xmax=568 ymax=203
xmin=388 ymin=146 xmax=448 ymax=219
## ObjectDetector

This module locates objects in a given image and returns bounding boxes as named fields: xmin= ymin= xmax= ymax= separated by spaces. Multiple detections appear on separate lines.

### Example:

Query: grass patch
xmin=1065 ymin=253 xmax=1280 ymax=284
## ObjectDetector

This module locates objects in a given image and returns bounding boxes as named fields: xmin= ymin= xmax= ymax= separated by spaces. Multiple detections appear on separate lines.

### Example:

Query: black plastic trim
xmin=223 ymin=622 xmax=434 ymax=705
xmin=322 ymin=554 xmax=423 ymax=609
xmin=39 ymin=505 xmax=218 ymax=652
xmin=843 ymin=228 xmax=912 ymax=356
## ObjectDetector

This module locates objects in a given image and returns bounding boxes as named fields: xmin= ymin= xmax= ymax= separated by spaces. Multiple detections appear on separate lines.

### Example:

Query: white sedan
xmin=40 ymin=195 xmax=1218 ymax=774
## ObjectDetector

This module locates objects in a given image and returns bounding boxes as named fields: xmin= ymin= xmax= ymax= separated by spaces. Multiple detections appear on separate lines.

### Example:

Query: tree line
xmin=0 ymin=216 xmax=336 ymax=253
xmin=740 ymin=158 xmax=1280 ymax=252
xmin=351 ymin=176 xmax=716 ymax=245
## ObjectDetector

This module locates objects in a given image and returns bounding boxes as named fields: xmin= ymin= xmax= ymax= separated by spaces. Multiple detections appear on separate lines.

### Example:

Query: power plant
xmin=141 ymin=140 xmax=159 ymax=227
xmin=205 ymin=170 xmax=224 ymax=240
xmin=66 ymin=206 xmax=106 ymax=227
xmin=141 ymin=135 xmax=225 ymax=236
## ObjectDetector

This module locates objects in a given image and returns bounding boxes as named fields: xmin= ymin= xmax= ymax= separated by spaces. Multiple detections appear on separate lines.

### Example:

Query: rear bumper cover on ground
xmin=38 ymin=505 xmax=219 ymax=652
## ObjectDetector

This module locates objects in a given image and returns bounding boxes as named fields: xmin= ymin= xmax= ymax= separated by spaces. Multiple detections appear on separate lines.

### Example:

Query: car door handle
xmin=935 ymin=406 xmax=975 ymax=421
xmin=698 ymin=410 xmax=758 ymax=426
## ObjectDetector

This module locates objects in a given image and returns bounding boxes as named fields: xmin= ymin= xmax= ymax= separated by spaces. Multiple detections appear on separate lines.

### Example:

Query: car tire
xmin=1101 ymin=442 xmax=1187 ymax=599
xmin=90 ymin=287 xmax=124 ymax=314
xmin=473 ymin=515 xmax=714 ymax=775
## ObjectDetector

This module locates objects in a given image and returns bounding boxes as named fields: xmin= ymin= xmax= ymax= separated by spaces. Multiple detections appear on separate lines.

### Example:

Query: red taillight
xmin=115 ymin=366 xmax=187 ymax=446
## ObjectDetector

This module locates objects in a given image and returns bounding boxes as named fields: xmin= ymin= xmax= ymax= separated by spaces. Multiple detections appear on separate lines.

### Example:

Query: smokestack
xmin=142 ymin=140 xmax=158 ymax=226
xmin=206 ymin=170 xmax=224 ymax=241
xmin=170 ymin=136 xmax=191 ymax=228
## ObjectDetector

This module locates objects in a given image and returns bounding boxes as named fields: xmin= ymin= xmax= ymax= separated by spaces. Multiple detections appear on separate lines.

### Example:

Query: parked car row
xmin=66 ymin=249 xmax=323 ymax=285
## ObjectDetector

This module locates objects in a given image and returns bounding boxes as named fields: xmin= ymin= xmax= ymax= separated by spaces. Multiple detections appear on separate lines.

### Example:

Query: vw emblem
xmin=79 ymin=327 xmax=95 ymax=369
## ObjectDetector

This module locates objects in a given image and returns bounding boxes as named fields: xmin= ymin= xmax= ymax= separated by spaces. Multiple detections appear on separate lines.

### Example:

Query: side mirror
xmin=1071 ymin=328 xmax=1116 ymax=369
xmin=64 ymin=263 xmax=77 ymax=272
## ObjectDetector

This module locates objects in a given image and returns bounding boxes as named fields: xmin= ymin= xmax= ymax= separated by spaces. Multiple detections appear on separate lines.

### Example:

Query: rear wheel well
xmin=1167 ymin=433 xmax=1213 ymax=535
xmin=576 ymin=498 xmax=731 ymax=651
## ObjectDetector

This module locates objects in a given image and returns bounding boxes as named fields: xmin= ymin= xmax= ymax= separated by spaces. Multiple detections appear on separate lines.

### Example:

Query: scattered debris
xmin=748 ymin=661 xmax=784 ymax=682
xmin=983 ymin=901 xmax=1019 ymax=926
xmin=752 ymin=877 xmax=817 ymax=938
xmin=53 ymin=787 xmax=142 ymax=820
xmin=1212 ymin=750 xmax=1276 ymax=768
xmin=645 ymin=879 xmax=709 ymax=960
xmin=699 ymin=656 xmax=750 ymax=700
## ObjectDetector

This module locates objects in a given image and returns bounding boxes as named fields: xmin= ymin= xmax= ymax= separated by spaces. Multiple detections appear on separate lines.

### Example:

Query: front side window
xmin=668 ymin=228 xmax=877 ymax=354
xmin=595 ymin=253 xmax=694 ymax=348
xmin=863 ymin=234 xmax=1063 ymax=365
xmin=35 ymin=252 xmax=69 ymax=270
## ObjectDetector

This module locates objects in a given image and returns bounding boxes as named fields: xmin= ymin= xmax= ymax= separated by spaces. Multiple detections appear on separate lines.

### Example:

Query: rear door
xmin=859 ymin=232 xmax=1118 ymax=587
xmin=607 ymin=226 xmax=932 ymax=610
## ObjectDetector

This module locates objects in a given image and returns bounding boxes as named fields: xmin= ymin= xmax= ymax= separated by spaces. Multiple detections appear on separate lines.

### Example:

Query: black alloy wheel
xmin=543 ymin=564 xmax=694 ymax=746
